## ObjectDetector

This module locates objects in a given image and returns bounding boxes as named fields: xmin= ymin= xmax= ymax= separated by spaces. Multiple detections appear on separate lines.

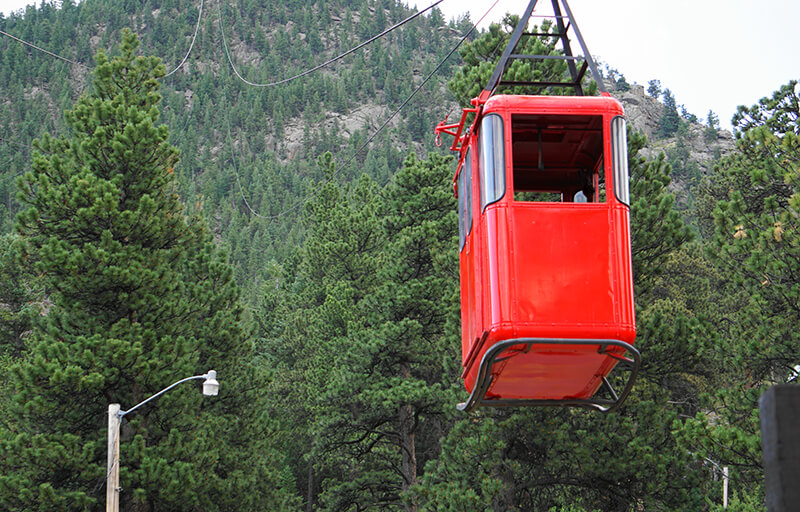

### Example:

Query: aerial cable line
xmin=3 ymin=0 xmax=200 ymax=165
xmin=0 ymin=28 xmax=87 ymax=68
xmin=222 ymin=99 xmax=266 ymax=219
xmin=215 ymin=27 xmax=270 ymax=220
xmin=218 ymin=74 xmax=266 ymax=219
xmin=1 ymin=0 xmax=201 ymax=76
xmin=371 ymin=0 xmax=500 ymax=193
xmin=0 ymin=136 xmax=31 ymax=150
xmin=443 ymin=13 xmax=507 ymax=129
xmin=222 ymin=0 xmax=501 ymax=220
xmin=164 ymin=0 xmax=204 ymax=77
xmin=439 ymin=25 xmax=505 ymax=127
xmin=2 ymin=0 xmax=202 ymax=77
xmin=218 ymin=0 xmax=445 ymax=88
xmin=0 ymin=140 xmax=26 ymax=169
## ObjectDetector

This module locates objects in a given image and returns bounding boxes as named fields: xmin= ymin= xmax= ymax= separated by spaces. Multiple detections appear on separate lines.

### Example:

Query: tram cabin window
xmin=479 ymin=114 xmax=505 ymax=211
xmin=457 ymin=149 xmax=473 ymax=251
xmin=511 ymin=114 xmax=605 ymax=203
xmin=611 ymin=116 xmax=630 ymax=205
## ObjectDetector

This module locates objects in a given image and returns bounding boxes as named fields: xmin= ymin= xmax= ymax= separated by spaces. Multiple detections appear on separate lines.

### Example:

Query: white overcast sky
xmin=2 ymin=0 xmax=798 ymax=130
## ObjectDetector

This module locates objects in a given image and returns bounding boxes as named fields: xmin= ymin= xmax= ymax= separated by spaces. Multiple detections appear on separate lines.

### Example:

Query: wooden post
xmin=723 ymin=466 xmax=729 ymax=509
xmin=106 ymin=404 xmax=120 ymax=512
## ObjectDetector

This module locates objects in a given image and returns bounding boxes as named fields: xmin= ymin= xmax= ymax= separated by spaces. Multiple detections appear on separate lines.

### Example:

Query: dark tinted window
xmin=511 ymin=114 xmax=605 ymax=203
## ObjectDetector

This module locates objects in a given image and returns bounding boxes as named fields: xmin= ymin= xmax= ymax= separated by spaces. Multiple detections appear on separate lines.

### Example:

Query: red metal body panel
xmin=456 ymin=94 xmax=636 ymax=402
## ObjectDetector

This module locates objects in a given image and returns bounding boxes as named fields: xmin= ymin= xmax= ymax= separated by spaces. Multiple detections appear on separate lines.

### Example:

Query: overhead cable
xmin=0 ymin=28 xmax=87 ymax=68
xmin=220 ymin=85 xmax=266 ymax=219
xmin=226 ymin=0 xmax=501 ymax=220
xmin=164 ymin=0 xmax=204 ymax=77
xmin=218 ymin=0 xmax=445 ymax=88
xmin=2 ymin=0 xmax=203 ymax=77
xmin=0 ymin=136 xmax=31 ymax=150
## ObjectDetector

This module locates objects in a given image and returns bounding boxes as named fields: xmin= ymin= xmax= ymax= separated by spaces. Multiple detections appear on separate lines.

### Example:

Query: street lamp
xmin=106 ymin=371 xmax=219 ymax=512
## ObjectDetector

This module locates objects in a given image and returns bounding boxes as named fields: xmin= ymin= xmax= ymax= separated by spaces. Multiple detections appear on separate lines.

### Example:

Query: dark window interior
xmin=511 ymin=114 xmax=605 ymax=202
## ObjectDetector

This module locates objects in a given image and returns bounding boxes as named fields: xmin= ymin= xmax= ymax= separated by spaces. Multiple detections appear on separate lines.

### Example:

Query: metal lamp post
xmin=106 ymin=371 xmax=219 ymax=512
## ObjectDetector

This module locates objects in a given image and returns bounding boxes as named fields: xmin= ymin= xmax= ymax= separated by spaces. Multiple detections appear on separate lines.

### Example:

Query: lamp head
xmin=202 ymin=370 xmax=219 ymax=396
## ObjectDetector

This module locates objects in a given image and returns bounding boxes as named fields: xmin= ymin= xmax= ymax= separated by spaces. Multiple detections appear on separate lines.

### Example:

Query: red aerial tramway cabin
xmin=436 ymin=0 xmax=640 ymax=412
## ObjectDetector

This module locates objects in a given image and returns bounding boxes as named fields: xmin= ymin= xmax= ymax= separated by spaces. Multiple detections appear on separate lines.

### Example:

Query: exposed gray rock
xmin=602 ymin=80 xmax=738 ymax=208
xmin=613 ymin=81 xmax=736 ymax=175
xmin=617 ymin=84 xmax=662 ymax=140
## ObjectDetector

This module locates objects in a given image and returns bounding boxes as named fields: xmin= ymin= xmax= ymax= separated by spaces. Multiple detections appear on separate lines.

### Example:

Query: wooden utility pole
xmin=106 ymin=404 xmax=121 ymax=512
xmin=723 ymin=466 xmax=729 ymax=509
xmin=102 ymin=373 xmax=217 ymax=512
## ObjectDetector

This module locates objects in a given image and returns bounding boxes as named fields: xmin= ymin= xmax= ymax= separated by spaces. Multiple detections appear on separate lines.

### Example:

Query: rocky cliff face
xmin=613 ymin=83 xmax=737 ymax=206
xmin=617 ymin=83 xmax=735 ymax=167
xmin=616 ymin=84 xmax=663 ymax=140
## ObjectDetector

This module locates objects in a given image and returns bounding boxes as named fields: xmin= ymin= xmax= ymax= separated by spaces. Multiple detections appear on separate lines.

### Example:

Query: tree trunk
xmin=306 ymin=457 xmax=314 ymax=512
xmin=399 ymin=363 xmax=417 ymax=512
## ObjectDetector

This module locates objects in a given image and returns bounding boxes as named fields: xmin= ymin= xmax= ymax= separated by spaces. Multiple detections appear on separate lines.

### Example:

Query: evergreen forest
xmin=0 ymin=0 xmax=798 ymax=510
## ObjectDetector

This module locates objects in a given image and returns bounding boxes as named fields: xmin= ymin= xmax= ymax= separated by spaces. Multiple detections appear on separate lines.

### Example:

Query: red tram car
xmin=435 ymin=0 xmax=640 ymax=411
xmin=439 ymin=92 xmax=639 ymax=412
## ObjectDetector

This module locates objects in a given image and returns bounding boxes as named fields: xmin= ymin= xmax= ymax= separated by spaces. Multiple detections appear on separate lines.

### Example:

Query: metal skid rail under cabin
xmin=436 ymin=92 xmax=640 ymax=412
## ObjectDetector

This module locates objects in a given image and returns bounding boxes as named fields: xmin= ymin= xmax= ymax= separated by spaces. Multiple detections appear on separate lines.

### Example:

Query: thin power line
xmin=0 ymin=136 xmax=31 ymax=150
xmin=164 ymin=0 xmax=204 ymax=78
xmin=221 ymin=0 xmax=501 ymax=220
xmin=218 ymin=0 xmax=445 ymax=88
xmin=438 ymin=7 xmax=507 ymax=141
xmin=0 ymin=28 xmax=87 ymax=68
xmin=220 ymin=86 xmax=266 ymax=219
xmin=2 ymin=0 xmax=203 ymax=76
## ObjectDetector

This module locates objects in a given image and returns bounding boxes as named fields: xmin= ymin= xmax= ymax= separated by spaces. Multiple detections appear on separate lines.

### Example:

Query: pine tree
xmin=0 ymin=30 xmax=298 ymax=511
xmin=647 ymin=79 xmax=661 ymax=98
xmin=628 ymin=129 xmax=693 ymax=295
xmin=258 ymin=152 xmax=459 ymax=511
xmin=0 ymin=233 xmax=42 ymax=445
xmin=677 ymin=80 xmax=800 ymax=501
xmin=657 ymin=88 xmax=682 ymax=138
xmin=705 ymin=109 xmax=721 ymax=142
xmin=0 ymin=233 xmax=41 ymax=360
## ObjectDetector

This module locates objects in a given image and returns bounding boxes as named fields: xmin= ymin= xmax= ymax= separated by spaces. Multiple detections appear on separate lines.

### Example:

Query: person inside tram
xmin=572 ymin=170 xmax=595 ymax=203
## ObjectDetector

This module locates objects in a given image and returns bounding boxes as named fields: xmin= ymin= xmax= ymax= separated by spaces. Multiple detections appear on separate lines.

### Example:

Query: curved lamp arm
xmin=119 ymin=370 xmax=218 ymax=418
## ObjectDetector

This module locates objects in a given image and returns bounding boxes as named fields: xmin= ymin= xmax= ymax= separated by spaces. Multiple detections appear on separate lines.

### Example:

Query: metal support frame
xmin=457 ymin=338 xmax=641 ymax=413
xmin=483 ymin=0 xmax=606 ymax=97
xmin=434 ymin=105 xmax=479 ymax=152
